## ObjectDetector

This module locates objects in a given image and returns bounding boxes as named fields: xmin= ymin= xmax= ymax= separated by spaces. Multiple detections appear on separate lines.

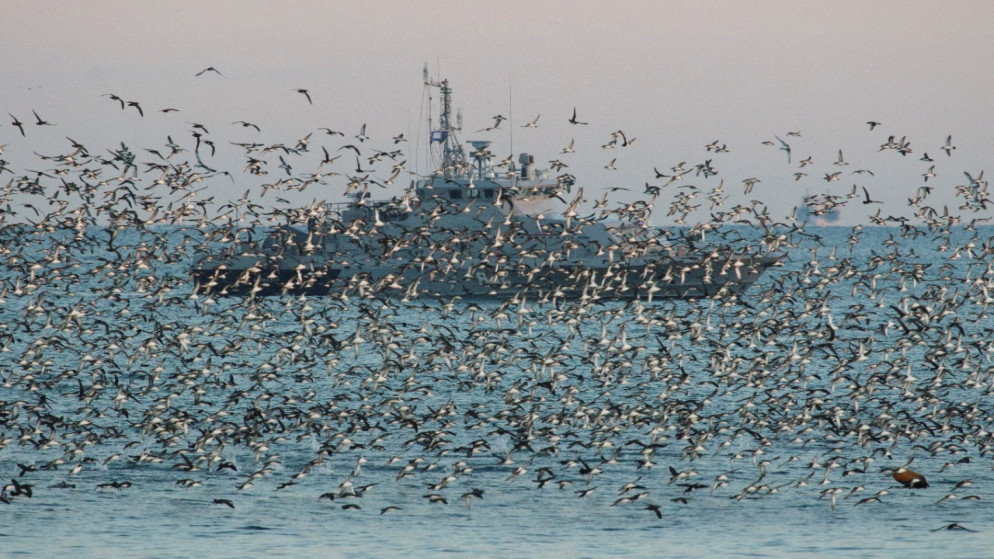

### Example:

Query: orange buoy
xmin=892 ymin=467 xmax=929 ymax=488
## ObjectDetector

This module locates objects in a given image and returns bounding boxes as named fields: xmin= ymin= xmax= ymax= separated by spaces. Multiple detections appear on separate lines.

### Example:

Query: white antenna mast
xmin=508 ymin=74 xmax=514 ymax=167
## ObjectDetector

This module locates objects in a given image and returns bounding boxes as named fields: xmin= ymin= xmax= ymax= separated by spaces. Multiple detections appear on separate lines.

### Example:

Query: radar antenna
xmin=424 ymin=69 xmax=467 ymax=177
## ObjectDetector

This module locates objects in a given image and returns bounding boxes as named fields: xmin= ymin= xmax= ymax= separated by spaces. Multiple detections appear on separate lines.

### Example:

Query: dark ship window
xmin=448 ymin=189 xmax=463 ymax=200
xmin=483 ymin=188 xmax=494 ymax=199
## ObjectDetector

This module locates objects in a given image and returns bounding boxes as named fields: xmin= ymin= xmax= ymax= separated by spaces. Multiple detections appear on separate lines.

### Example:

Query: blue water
xmin=1 ymin=225 xmax=993 ymax=558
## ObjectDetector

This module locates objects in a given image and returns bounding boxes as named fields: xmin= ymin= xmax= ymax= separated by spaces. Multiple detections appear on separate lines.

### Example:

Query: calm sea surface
xmin=2 ymin=226 xmax=993 ymax=558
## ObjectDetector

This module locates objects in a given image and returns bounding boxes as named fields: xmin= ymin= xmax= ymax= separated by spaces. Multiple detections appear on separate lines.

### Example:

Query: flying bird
xmin=522 ymin=115 xmax=540 ymax=128
xmin=32 ymin=110 xmax=53 ymax=126
xmin=296 ymin=89 xmax=313 ymax=104
xmin=775 ymin=136 xmax=791 ymax=163
xmin=964 ymin=170 xmax=985 ymax=188
xmin=478 ymin=114 xmax=506 ymax=132
xmin=355 ymin=123 xmax=369 ymax=142
xmin=568 ymin=107 xmax=588 ymax=125
xmin=861 ymin=186 xmax=882 ymax=204
xmin=930 ymin=523 xmax=976 ymax=532
xmin=195 ymin=67 xmax=223 ymax=77
xmin=102 ymin=93 xmax=126 ymax=109
xmin=742 ymin=177 xmax=761 ymax=194
xmin=232 ymin=121 xmax=261 ymax=132
xmin=941 ymin=135 xmax=956 ymax=156
xmin=9 ymin=114 xmax=25 ymax=136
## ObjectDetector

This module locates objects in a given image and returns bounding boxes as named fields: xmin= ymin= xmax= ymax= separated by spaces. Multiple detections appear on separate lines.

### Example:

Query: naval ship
xmin=192 ymin=72 xmax=780 ymax=300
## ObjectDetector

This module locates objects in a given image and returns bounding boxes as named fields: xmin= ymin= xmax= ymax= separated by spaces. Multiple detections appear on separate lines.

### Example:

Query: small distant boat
xmin=192 ymin=71 xmax=779 ymax=300
xmin=796 ymin=194 xmax=842 ymax=225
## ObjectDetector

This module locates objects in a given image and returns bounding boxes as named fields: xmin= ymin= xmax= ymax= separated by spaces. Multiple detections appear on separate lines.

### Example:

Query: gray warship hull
xmin=192 ymin=256 xmax=778 ymax=300
xmin=192 ymin=73 xmax=780 ymax=300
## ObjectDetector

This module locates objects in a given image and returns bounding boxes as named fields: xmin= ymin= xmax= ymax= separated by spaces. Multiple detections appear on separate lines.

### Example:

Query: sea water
xmin=1 ymin=226 xmax=993 ymax=558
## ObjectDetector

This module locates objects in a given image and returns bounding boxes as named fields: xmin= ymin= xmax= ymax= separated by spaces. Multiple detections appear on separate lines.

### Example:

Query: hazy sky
xmin=4 ymin=1 xmax=994 ymax=226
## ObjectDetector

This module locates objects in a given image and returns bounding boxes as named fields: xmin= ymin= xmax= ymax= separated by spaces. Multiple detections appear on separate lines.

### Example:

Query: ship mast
xmin=424 ymin=65 xmax=467 ymax=178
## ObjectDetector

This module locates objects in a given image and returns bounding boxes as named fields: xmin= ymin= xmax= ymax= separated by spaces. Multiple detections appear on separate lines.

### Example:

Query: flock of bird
xmin=0 ymin=67 xmax=992 ymax=538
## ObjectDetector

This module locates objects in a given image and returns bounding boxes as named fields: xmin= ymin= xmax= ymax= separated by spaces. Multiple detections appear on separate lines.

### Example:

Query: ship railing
xmin=324 ymin=199 xmax=411 ymax=223
xmin=324 ymin=201 xmax=351 ymax=216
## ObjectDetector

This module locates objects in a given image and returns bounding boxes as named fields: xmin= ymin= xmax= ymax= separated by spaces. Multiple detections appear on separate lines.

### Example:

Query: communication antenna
xmin=421 ymin=63 xmax=432 ymax=176
xmin=508 ymin=74 xmax=514 ymax=165
xmin=422 ymin=63 xmax=466 ymax=175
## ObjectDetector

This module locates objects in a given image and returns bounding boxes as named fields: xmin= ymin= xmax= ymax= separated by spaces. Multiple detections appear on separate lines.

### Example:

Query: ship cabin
xmin=415 ymin=140 xmax=563 ymax=205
